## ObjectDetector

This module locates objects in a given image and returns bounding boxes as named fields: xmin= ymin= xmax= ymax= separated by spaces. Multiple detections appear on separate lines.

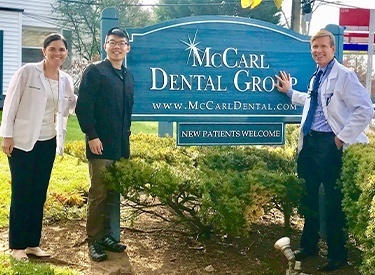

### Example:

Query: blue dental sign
xmin=127 ymin=16 xmax=316 ymax=123
xmin=125 ymin=17 xmax=344 ymax=145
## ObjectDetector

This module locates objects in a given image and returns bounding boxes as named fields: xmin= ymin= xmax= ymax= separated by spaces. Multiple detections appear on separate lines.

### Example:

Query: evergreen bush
xmin=341 ymin=135 xmax=375 ymax=274
xmin=101 ymin=132 xmax=303 ymax=238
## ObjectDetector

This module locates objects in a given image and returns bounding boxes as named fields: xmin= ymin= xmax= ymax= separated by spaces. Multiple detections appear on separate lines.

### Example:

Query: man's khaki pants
xmin=86 ymin=158 xmax=117 ymax=242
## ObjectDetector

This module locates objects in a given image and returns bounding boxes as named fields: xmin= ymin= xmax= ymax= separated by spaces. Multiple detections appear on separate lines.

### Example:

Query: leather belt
xmin=308 ymin=130 xmax=334 ymax=137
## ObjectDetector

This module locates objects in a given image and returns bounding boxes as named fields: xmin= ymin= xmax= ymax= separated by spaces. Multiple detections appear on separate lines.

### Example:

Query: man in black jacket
xmin=76 ymin=27 xmax=134 ymax=262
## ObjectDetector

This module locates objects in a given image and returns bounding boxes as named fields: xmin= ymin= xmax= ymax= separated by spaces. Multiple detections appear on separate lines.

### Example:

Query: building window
xmin=23 ymin=29 xmax=53 ymax=47
xmin=22 ymin=29 xmax=58 ymax=64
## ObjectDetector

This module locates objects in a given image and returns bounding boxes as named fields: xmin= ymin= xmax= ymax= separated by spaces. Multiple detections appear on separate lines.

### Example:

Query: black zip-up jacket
xmin=76 ymin=59 xmax=134 ymax=160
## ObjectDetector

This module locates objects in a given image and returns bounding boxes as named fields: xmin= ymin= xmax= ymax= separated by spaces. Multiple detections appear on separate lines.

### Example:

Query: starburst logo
xmin=179 ymin=30 xmax=205 ymax=65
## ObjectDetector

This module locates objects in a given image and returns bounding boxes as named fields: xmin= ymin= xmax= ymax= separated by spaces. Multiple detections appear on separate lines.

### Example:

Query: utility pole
xmin=291 ymin=0 xmax=301 ymax=33
xmin=301 ymin=0 xmax=313 ymax=35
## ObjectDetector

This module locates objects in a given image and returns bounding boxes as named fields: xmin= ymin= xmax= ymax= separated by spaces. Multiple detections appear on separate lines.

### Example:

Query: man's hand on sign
xmin=274 ymin=71 xmax=291 ymax=93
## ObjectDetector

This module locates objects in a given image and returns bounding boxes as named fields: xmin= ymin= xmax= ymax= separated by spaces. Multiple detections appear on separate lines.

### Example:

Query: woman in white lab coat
xmin=0 ymin=33 xmax=76 ymax=261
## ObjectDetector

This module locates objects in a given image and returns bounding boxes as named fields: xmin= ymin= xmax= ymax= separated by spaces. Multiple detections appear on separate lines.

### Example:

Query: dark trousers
xmin=8 ymin=137 xmax=56 ymax=249
xmin=297 ymin=131 xmax=347 ymax=261
xmin=86 ymin=158 xmax=118 ymax=242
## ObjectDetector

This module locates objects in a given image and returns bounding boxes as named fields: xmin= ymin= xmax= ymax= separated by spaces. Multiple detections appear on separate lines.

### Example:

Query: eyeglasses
xmin=106 ymin=40 xmax=129 ymax=47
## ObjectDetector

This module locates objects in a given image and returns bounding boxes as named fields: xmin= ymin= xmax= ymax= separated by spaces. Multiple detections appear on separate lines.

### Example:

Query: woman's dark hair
xmin=43 ymin=33 xmax=68 ymax=49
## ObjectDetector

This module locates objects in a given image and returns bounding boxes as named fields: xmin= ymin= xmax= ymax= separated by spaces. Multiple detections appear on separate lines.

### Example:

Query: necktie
xmin=302 ymin=69 xmax=323 ymax=135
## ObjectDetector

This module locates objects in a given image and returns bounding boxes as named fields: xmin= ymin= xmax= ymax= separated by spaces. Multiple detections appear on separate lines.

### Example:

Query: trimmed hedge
xmin=101 ymin=132 xmax=303 ymax=238
xmin=341 ymin=135 xmax=375 ymax=274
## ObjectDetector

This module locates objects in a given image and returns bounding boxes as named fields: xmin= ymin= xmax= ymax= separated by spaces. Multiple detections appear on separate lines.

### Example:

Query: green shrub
xmin=199 ymin=145 xmax=303 ymax=229
xmin=341 ymin=135 xmax=375 ymax=274
xmin=102 ymin=133 xmax=302 ymax=238
xmin=44 ymin=154 xmax=89 ymax=223
xmin=64 ymin=141 xmax=86 ymax=164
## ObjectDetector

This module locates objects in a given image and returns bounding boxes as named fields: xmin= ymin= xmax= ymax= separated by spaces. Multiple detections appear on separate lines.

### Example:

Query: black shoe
xmin=294 ymin=248 xmax=318 ymax=261
xmin=318 ymin=259 xmax=348 ymax=272
xmin=88 ymin=241 xmax=108 ymax=262
xmin=99 ymin=235 xmax=127 ymax=253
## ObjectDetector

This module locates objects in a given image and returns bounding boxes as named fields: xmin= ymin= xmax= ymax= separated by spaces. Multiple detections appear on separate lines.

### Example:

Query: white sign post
xmin=366 ymin=9 xmax=375 ymax=98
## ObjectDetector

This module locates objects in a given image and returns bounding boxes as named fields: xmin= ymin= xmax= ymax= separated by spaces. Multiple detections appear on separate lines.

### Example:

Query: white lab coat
xmin=291 ymin=60 xmax=374 ymax=152
xmin=0 ymin=60 xmax=76 ymax=155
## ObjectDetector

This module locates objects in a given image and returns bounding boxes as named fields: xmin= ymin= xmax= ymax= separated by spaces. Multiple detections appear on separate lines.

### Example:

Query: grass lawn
xmin=0 ymin=254 xmax=81 ymax=275
xmin=0 ymin=152 xmax=10 ymax=227
xmin=66 ymin=115 xmax=159 ymax=142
